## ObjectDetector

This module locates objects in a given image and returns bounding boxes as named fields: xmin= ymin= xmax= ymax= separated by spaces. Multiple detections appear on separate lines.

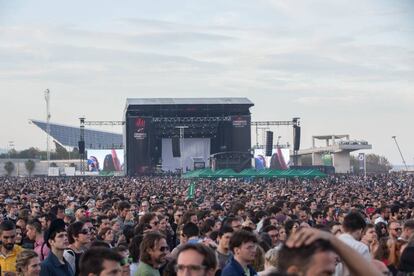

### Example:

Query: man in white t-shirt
xmin=336 ymin=211 xmax=370 ymax=276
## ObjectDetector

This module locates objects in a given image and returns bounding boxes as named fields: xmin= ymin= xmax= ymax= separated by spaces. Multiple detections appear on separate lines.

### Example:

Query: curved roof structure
xmin=30 ymin=119 xmax=123 ymax=149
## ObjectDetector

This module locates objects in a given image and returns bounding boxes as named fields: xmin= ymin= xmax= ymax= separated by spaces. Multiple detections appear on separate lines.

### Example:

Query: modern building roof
xmin=30 ymin=119 xmax=122 ymax=149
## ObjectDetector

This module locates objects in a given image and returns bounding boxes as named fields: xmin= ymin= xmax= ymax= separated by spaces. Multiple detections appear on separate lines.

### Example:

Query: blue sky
xmin=0 ymin=0 xmax=413 ymax=165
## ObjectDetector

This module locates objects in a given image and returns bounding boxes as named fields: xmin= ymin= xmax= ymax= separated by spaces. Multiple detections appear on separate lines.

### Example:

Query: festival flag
xmin=187 ymin=181 xmax=196 ymax=199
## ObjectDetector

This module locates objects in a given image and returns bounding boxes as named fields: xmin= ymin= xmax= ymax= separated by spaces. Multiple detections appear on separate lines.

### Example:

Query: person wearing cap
xmin=40 ymin=219 xmax=74 ymax=276
xmin=0 ymin=220 xmax=23 ymax=274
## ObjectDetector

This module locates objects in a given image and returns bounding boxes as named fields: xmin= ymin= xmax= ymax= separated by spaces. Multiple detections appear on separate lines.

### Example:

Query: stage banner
xmin=231 ymin=115 xmax=251 ymax=153
xmin=127 ymin=116 xmax=152 ymax=175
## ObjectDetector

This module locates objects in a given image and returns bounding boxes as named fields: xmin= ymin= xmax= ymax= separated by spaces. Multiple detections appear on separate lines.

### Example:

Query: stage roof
xmin=125 ymin=97 xmax=253 ymax=108
xmin=30 ymin=119 xmax=122 ymax=149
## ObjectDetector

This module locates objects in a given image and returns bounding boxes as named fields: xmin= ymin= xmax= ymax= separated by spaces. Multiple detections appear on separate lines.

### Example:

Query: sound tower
xmin=293 ymin=126 xmax=301 ymax=151
xmin=172 ymin=137 xmax=181 ymax=157
xmin=265 ymin=131 xmax=273 ymax=156
xmin=78 ymin=141 xmax=85 ymax=154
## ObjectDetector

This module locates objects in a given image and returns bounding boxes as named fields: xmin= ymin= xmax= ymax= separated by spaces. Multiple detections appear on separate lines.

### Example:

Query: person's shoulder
xmin=14 ymin=244 xmax=23 ymax=254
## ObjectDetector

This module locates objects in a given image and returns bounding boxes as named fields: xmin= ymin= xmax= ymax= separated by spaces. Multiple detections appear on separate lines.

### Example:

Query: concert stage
xmin=124 ymin=98 xmax=254 ymax=176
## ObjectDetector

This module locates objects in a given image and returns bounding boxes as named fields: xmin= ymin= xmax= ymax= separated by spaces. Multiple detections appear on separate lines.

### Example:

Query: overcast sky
xmin=0 ymin=0 xmax=413 ymax=165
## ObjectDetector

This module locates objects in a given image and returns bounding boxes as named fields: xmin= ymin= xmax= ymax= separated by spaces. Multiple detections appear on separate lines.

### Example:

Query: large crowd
xmin=0 ymin=173 xmax=413 ymax=276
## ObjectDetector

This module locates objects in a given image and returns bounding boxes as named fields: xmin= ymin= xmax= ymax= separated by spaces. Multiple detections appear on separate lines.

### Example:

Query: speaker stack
xmin=265 ymin=131 xmax=273 ymax=156
xmin=172 ymin=137 xmax=181 ymax=157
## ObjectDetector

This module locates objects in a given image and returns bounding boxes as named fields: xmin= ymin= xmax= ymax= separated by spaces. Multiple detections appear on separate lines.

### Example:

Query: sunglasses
xmin=120 ymin=257 xmax=133 ymax=266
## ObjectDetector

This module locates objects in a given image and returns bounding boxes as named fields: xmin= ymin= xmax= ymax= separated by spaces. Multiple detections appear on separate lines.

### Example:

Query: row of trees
xmin=4 ymin=159 xmax=35 ymax=176
xmin=350 ymin=154 xmax=393 ymax=174
xmin=0 ymin=143 xmax=81 ymax=160
xmin=3 ymin=160 xmax=77 ymax=176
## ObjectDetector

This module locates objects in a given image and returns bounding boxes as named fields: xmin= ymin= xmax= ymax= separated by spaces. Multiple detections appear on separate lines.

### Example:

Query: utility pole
xmin=392 ymin=136 xmax=408 ymax=171
xmin=44 ymin=89 xmax=51 ymax=169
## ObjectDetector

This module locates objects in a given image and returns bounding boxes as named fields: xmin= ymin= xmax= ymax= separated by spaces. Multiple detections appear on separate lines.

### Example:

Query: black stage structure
xmin=124 ymin=98 xmax=254 ymax=176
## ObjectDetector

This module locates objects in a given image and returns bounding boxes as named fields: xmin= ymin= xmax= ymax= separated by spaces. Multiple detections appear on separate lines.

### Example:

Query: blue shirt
xmin=40 ymin=251 xmax=74 ymax=276
xmin=221 ymin=256 xmax=258 ymax=276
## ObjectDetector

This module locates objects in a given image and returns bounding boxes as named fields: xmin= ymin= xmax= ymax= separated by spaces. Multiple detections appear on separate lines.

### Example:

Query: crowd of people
xmin=0 ymin=173 xmax=413 ymax=276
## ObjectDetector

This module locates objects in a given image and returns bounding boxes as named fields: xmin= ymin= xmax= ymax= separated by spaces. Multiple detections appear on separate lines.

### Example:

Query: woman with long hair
xmin=16 ymin=250 xmax=41 ymax=276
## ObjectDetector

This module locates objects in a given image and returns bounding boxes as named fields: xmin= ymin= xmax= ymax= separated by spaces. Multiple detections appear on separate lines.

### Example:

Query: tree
xmin=351 ymin=153 xmax=392 ymax=174
xmin=4 ymin=161 xmax=15 ymax=176
xmin=25 ymin=159 xmax=35 ymax=176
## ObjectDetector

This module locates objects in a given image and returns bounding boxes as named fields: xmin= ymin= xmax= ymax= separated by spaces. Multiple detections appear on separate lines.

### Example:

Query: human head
xmin=67 ymin=221 xmax=91 ymax=246
xmin=139 ymin=213 xmax=159 ymax=231
xmin=26 ymin=219 xmax=42 ymax=241
xmin=380 ymin=206 xmax=391 ymax=220
xmin=98 ymin=227 xmax=114 ymax=243
xmin=30 ymin=202 xmax=42 ymax=217
xmin=285 ymin=220 xmax=300 ymax=238
xmin=79 ymin=247 xmax=123 ymax=276
xmin=16 ymin=250 xmax=41 ymax=276
xmin=45 ymin=219 xmax=67 ymax=249
xmin=50 ymin=205 xmax=65 ymax=220
xmin=402 ymin=219 xmax=414 ymax=241
xmin=311 ymin=211 xmax=324 ymax=225
xmin=264 ymin=248 xmax=279 ymax=271
xmin=229 ymin=230 xmax=258 ymax=265
xmin=371 ymin=259 xmax=391 ymax=276
xmin=330 ymin=222 xmax=343 ymax=237
xmin=362 ymin=224 xmax=377 ymax=244
xmin=174 ymin=209 xmax=184 ymax=224
xmin=0 ymin=220 xmax=16 ymax=251
xmin=278 ymin=239 xmax=336 ymax=276
xmin=118 ymin=201 xmax=131 ymax=218
xmin=139 ymin=232 xmax=169 ymax=267
xmin=342 ymin=211 xmax=366 ymax=240
xmin=217 ymin=225 xmax=234 ymax=251
xmin=97 ymin=215 xmax=112 ymax=231
xmin=75 ymin=207 xmax=87 ymax=222
xmin=262 ymin=225 xmax=279 ymax=247
xmin=223 ymin=217 xmax=243 ymax=232
xmin=388 ymin=221 xmax=402 ymax=240
xmin=128 ymin=235 xmax=143 ymax=263
xmin=182 ymin=222 xmax=200 ymax=242
xmin=176 ymin=243 xmax=217 ymax=276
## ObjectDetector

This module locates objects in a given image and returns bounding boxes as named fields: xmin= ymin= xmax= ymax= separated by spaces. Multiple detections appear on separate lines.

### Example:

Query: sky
xmin=0 ymin=0 xmax=413 ymax=165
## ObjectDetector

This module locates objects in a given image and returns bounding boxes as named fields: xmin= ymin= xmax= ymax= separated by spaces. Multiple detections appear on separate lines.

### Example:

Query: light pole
xmin=392 ymin=136 xmax=408 ymax=171
xmin=176 ymin=126 xmax=188 ymax=174
xmin=44 ymin=89 xmax=51 ymax=168
xmin=7 ymin=141 xmax=14 ymax=159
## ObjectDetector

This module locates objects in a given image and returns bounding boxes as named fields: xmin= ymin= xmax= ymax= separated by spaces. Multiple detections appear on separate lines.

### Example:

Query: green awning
xmin=182 ymin=168 xmax=326 ymax=179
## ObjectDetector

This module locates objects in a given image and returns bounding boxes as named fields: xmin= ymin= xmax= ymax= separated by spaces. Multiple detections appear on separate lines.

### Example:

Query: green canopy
xmin=182 ymin=168 xmax=326 ymax=179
